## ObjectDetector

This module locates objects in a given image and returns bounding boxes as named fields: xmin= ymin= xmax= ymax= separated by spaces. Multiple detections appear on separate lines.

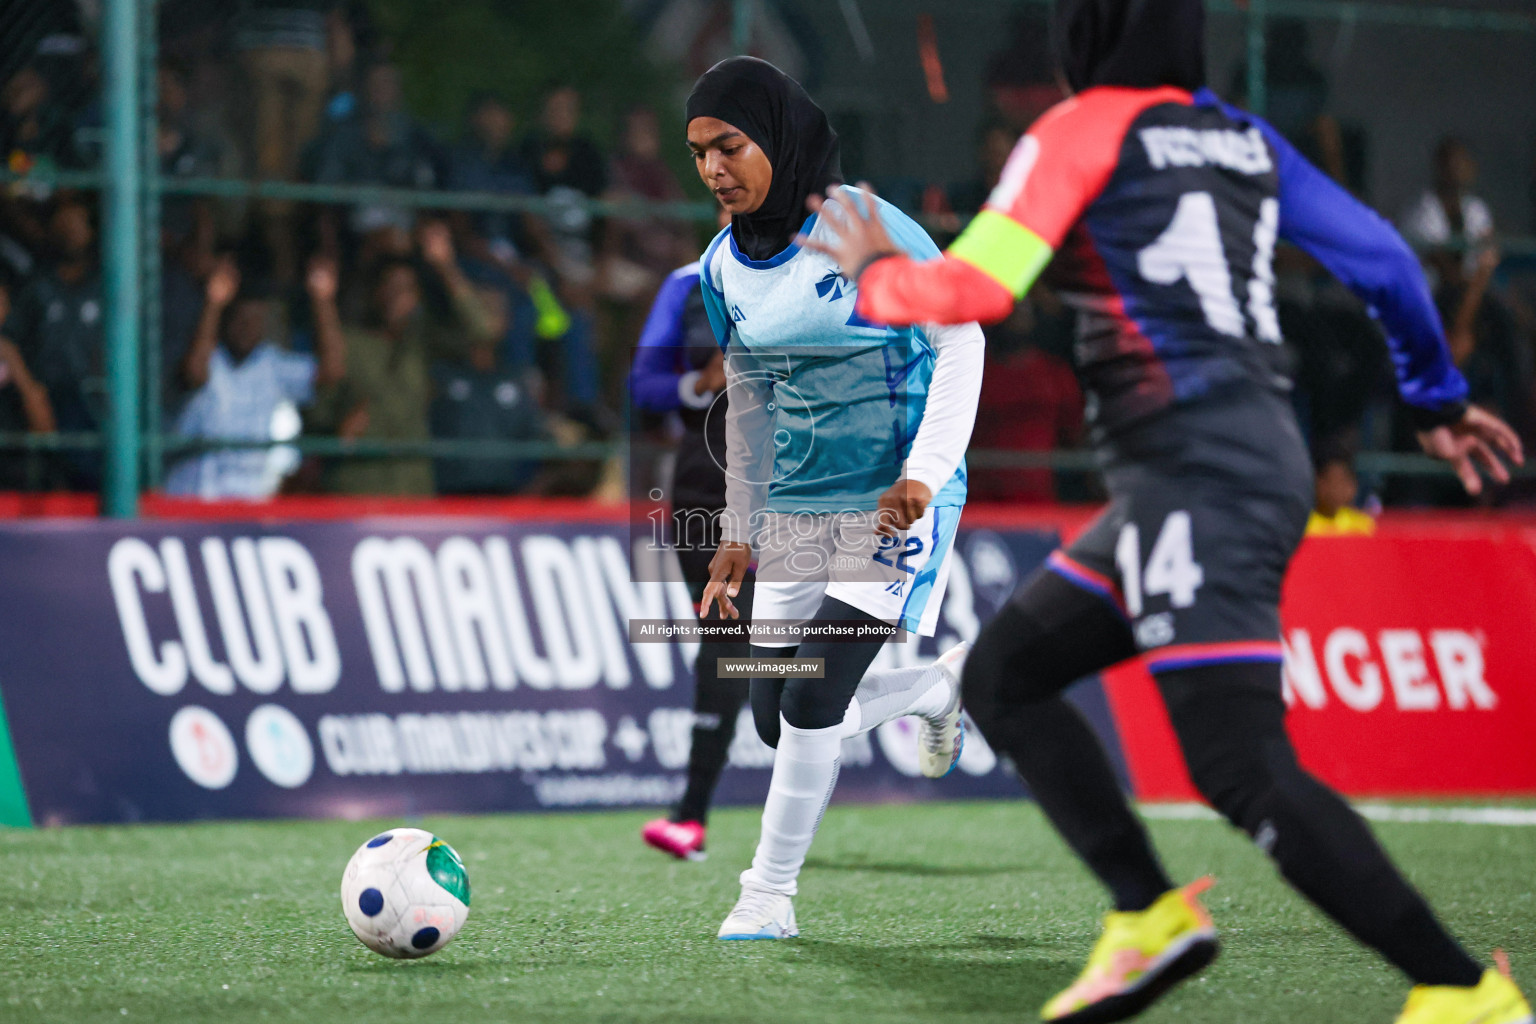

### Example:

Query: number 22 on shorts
xmin=1114 ymin=511 xmax=1205 ymax=616
xmin=872 ymin=533 xmax=924 ymax=574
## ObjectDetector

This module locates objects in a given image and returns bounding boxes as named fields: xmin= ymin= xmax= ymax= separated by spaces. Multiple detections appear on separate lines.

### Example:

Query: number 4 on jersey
xmin=1115 ymin=511 xmax=1204 ymax=617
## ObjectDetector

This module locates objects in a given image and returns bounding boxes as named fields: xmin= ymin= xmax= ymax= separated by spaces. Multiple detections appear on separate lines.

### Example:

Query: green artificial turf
xmin=1 ymin=800 xmax=1532 ymax=1024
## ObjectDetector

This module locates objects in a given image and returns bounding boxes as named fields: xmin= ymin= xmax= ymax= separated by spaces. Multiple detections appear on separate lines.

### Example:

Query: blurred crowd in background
xmin=2 ymin=0 xmax=1534 ymax=510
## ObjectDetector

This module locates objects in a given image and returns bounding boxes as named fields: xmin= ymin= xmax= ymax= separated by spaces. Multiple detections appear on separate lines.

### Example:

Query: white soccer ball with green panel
xmin=341 ymin=827 xmax=470 ymax=958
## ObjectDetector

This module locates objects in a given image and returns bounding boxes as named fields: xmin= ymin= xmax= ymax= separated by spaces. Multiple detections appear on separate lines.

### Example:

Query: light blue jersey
xmin=700 ymin=187 xmax=967 ymax=515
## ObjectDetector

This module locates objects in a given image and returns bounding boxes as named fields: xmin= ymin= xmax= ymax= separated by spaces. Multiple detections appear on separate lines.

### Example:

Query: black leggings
xmin=961 ymin=568 xmax=1484 ymax=989
xmin=672 ymin=542 xmax=754 ymax=824
xmin=748 ymin=597 xmax=886 ymax=747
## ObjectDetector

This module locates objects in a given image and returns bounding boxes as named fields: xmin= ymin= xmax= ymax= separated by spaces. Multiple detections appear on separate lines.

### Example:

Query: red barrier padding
xmin=0 ymin=492 xmax=99 ymax=518
xmin=0 ymin=491 xmax=630 ymax=522
xmin=1 ymin=491 xmax=1530 ymax=539
xmin=139 ymin=493 xmax=627 ymax=522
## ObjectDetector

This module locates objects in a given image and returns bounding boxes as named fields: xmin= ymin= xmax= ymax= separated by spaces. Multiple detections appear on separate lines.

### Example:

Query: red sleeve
xmin=859 ymin=254 xmax=1015 ymax=325
xmin=988 ymin=86 xmax=1186 ymax=245
xmin=857 ymin=86 xmax=1191 ymax=327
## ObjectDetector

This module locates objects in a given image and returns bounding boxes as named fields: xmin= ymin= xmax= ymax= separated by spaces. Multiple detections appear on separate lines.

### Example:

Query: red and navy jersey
xmin=1036 ymin=88 xmax=1283 ymax=431
xmin=858 ymin=86 xmax=1468 ymax=439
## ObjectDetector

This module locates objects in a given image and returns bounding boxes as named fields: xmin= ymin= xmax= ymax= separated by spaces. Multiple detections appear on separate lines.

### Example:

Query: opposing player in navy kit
xmin=803 ymin=1 xmax=1530 ymax=1022
xmin=686 ymin=57 xmax=985 ymax=942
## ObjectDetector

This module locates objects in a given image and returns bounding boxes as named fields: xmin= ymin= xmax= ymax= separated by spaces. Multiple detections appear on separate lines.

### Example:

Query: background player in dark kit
xmin=801 ymin=0 xmax=1530 ymax=1022
xmin=629 ymin=246 xmax=754 ymax=863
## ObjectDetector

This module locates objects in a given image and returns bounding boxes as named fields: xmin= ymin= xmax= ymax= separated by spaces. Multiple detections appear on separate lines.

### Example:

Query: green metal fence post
xmin=732 ymin=0 xmax=753 ymax=52
xmin=140 ymin=0 xmax=163 ymax=491
xmin=1246 ymin=0 xmax=1268 ymax=116
xmin=103 ymin=0 xmax=143 ymax=518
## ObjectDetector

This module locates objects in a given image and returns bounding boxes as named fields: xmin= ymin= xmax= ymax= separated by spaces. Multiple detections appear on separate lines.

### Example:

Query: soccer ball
xmin=341 ymin=827 xmax=471 ymax=958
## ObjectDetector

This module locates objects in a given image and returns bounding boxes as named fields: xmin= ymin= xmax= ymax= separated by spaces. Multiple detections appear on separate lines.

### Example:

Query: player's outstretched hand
xmin=1417 ymin=404 xmax=1525 ymax=496
xmin=875 ymin=477 xmax=932 ymax=538
xmin=701 ymin=540 xmax=752 ymax=620
xmin=797 ymin=190 xmax=899 ymax=281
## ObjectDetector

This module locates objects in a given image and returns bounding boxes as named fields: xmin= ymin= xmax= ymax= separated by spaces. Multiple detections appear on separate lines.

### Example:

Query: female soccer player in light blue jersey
xmin=684 ymin=58 xmax=986 ymax=940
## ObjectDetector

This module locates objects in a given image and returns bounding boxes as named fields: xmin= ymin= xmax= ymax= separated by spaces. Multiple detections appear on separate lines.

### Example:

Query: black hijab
xmin=686 ymin=57 xmax=842 ymax=262
xmin=1053 ymin=0 xmax=1206 ymax=94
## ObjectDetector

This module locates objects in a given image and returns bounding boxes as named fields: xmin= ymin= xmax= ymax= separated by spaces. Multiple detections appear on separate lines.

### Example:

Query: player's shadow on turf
xmin=802 ymin=938 xmax=1066 ymax=1013
xmin=932 ymin=934 xmax=1040 ymax=951
xmin=346 ymin=956 xmax=505 ymax=974
xmin=803 ymin=856 xmax=1022 ymax=877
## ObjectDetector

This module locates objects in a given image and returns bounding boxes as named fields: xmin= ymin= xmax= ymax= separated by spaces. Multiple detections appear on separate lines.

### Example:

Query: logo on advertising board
xmin=246 ymin=704 xmax=315 ymax=788
xmin=168 ymin=706 xmax=238 ymax=790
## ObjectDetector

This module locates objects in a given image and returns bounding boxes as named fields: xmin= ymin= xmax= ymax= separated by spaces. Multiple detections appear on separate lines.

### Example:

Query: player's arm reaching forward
xmin=1243 ymin=113 xmax=1523 ymax=494
xmin=802 ymin=99 xmax=1523 ymax=494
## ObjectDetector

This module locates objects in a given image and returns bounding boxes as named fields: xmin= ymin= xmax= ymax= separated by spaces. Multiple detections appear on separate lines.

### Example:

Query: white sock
xmin=842 ymin=663 xmax=951 ymax=736
xmin=743 ymin=716 xmax=842 ymax=895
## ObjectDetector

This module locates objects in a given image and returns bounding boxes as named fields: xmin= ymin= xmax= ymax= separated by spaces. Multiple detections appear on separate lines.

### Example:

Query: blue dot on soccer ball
xmin=411 ymin=926 xmax=441 ymax=950
xmin=358 ymin=888 xmax=385 ymax=917
xmin=365 ymin=834 xmax=393 ymax=848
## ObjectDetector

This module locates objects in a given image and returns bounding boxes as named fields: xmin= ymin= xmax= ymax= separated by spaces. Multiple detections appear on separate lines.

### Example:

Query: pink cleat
xmin=641 ymin=818 xmax=707 ymax=861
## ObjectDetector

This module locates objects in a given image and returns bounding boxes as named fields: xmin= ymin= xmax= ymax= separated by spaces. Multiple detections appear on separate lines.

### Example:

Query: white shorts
xmin=749 ymin=504 xmax=962 ymax=646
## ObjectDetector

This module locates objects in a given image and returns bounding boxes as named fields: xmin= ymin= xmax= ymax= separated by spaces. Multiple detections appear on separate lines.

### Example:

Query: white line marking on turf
xmin=1138 ymin=804 xmax=1220 ymax=821
xmin=1354 ymin=804 xmax=1536 ymax=826
xmin=1138 ymin=803 xmax=1536 ymax=826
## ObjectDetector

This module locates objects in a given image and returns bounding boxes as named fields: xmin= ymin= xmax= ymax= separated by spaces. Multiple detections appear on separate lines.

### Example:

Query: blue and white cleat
xmin=918 ymin=641 xmax=969 ymax=779
xmin=718 ymin=885 xmax=798 ymax=940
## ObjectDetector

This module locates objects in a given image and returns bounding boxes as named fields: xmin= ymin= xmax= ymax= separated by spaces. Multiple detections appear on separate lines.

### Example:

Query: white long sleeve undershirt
xmin=720 ymin=356 xmax=776 ymax=545
xmin=900 ymin=320 xmax=985 ymax=496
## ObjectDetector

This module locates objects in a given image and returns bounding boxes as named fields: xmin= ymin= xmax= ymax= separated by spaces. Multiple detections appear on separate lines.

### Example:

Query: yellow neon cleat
xmin=1042 ymin=877 xmax=1219 ymax=1024
xmin=1394 ymin=958 xmax=1533 ymax=1024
